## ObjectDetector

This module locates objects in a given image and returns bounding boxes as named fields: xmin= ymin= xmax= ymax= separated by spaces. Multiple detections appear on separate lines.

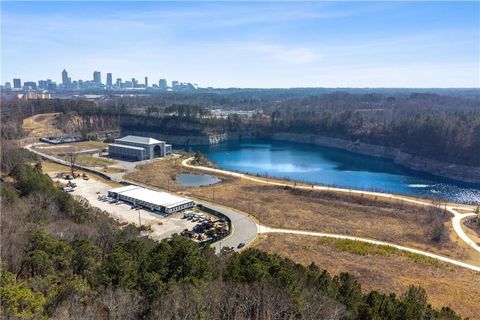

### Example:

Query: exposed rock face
xmin=121 ymin=130 xmax=257 ymax=146
xmin=271 ymin=133 xmax=480 ymax=184
xmin=122 ymin=129 xmax=212 ymax=145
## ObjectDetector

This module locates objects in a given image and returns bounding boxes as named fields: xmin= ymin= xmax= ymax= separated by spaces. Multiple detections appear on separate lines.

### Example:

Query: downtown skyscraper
xmin=93 ymin=71 xmax=101 ymax=84
xmin=62 ymin=69 xmax=69 ymax=86
xmin=106 ymin=73 xmax=113 ymax=87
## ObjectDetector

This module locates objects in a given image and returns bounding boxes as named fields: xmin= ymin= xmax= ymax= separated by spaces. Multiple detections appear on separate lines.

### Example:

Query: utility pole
xmin=68 ymin=150 xmax=76 ymax=176
xmin=212 ymin=185 xmax=215 ymax=204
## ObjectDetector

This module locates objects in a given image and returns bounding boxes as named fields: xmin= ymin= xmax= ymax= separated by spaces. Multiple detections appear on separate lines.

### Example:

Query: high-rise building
xmin=37 ymin=79 xmax=56 ymax=91
xmin=159 ymin=79 xmax=167 ymax=89
xmin=116 ymin=78 xmax=122 ymax=87
xmin=62 ymin=69 xmax=70 ymax=86
xmin=131 ymin=78 xmax=138 ymax=88
xmin=172 ymin=80 xmax=179 ymax=88
xmin=46 ymin=79 xmax=57 ymax=91
xmin=93 ymin=71 xmax=101 ymax=84
xmin=144 ymin=76 xmax=148 ymax=88
xmin=13 ymin=78 xmax=21 ymax=89
xmin=5 ymin=82 xmax=11 ymax=89
xmin=106 ymin=73 xmax=113 ymax=87
xmin=24 ymin=81 xmax=37 ymax=90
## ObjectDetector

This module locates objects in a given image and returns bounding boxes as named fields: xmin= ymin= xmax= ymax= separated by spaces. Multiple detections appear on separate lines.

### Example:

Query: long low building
xmin=108 ymin=185 xmax=194 ymax=214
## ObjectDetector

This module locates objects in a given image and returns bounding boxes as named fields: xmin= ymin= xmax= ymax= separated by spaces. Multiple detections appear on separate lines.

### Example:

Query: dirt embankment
xmin=464 ymin=216 xmax=480 ymax=237
xmin=22 ymin=113 xmax=64 ymax=137
xmin=22 ymin=112 xmax=121 ymax=140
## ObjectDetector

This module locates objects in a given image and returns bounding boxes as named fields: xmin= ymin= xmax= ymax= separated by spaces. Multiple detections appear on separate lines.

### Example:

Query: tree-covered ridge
xmin=0 ymin=159 xmax=466 ymax=319
xmin=1 ymin=232 xmax=465 ymax=320
xmin=267 ymin=109 xmax=480 ymax=166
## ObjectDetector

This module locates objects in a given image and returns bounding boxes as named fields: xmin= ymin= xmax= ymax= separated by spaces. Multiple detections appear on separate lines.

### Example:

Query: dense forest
xmin=266 ymin=108 xmax=480 ymax=166
xmin=0 ymin=143 xmax=467 ymax=319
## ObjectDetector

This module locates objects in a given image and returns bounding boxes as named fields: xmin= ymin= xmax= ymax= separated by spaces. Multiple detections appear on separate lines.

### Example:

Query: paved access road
xmin=258 ymin=226 xmax=480 ymax=272
xmin=195 ymin=200 xmax=259 ymax=252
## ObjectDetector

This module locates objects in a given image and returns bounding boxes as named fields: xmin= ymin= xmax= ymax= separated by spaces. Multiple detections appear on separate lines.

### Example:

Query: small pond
xmin=176 ymin=173 xmax=221 ymax=187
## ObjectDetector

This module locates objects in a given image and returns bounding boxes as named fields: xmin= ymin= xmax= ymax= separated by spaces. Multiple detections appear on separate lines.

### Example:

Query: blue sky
xmin=1 ymin=1 xmax=479 ymax=88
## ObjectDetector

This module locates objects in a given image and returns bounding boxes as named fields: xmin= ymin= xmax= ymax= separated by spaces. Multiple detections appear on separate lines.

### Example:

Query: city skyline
xmin=4 ymin=68 xmax=187 ymax=91
xmin=2 ymin=1 xmax=479 ymax=88
xmin=5 ymin=69 xmax=184 ymax=89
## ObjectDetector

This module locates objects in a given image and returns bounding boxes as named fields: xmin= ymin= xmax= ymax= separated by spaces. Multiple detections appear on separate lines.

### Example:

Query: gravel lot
xmin=68 ymin=177 xmax=199 ymax=240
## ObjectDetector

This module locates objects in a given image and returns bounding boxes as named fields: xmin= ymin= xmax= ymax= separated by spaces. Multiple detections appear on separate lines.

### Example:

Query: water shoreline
xmin=183 ymin=139 xmax=480 ymax=204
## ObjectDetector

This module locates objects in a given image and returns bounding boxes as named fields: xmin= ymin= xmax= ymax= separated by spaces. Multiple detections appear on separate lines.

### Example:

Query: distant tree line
xmin=266 ymin=109 xmax=480 ymax=166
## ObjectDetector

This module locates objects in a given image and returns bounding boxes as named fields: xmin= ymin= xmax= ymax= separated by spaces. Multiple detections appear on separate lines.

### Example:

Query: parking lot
xmin=57 ymin=175 xmax=209 ymax=241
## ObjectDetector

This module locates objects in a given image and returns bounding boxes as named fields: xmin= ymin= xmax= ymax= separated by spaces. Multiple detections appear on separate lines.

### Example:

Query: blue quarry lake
xmin=187 ymin=140 xmax=480 ymax=204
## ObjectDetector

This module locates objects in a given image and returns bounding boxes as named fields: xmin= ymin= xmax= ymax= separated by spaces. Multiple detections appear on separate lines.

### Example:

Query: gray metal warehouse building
xmin=108 ymin=135 xmax=172 ymax=161
xmin=108 ymin=185 xmax=194 ymax=214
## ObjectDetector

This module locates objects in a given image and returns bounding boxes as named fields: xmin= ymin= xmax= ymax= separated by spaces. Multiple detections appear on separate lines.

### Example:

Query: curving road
xmin=452 ymin=212 xmax=480 ymax=252
xmin=195 ymin=200 xmax=259 ymax=252
xmin=258 ymin=225 xmax=480 ymax=272
xmin=182 ymin=157 xmax=480 ymax=255
xmin=182 ymin=157 xmax=480 ymax=271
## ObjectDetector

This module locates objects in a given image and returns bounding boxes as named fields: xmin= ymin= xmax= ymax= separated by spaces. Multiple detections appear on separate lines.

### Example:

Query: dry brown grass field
xmin=41 ymin=160 xmax=72 ymax=174
xmin=126 ymin=156 xmax=479 ymax=263
xmin=34 ymin=142 xmax=119 ymax=170
xmin=255 ymin=234 xmax=480 ymax=320
xmin=33 ymin=141 xmax=107 ymax=155
xmin=70 ymin=154 xmax=116 ymax=167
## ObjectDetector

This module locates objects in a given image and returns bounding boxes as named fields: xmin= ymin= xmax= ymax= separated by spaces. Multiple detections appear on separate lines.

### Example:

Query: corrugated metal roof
xmin=109 ymin=185 xmax=141 ymax=193
xmin=115 ymin=135 xmax=164 ymax=145
xmin=108 ymin=185 xmax=193 ymax=209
